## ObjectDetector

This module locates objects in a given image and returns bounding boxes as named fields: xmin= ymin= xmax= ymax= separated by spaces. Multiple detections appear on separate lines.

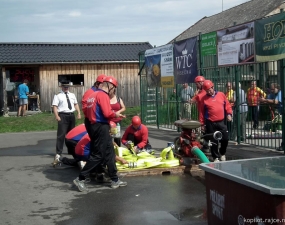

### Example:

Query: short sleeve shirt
xmin=52 ymin=91 xmax=78 ymax=112
xmin=18 ymin=83 xmax=29 ymax=99
xmin=181 ymin=86 xmax=194 ymax=102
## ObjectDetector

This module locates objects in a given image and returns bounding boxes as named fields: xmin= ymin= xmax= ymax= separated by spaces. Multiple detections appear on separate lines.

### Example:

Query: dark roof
xmin=170 ymin=0 xmax=285 ymax=42
xmin=0 ymin=42 xmax=153 ymax=64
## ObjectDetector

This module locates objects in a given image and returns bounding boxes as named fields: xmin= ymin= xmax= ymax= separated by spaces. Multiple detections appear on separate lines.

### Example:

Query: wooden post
xmin=2 ymin=67 xmax=9 ymax=117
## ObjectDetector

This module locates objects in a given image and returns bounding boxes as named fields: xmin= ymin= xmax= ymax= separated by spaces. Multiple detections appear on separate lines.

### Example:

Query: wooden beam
xmin=2 ymin=67 xmax=9 ymax=117
xmin=118 ymin=165 xmax=204 ymax=177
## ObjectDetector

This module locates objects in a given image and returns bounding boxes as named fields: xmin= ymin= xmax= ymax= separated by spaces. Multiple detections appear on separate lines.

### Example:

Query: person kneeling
xmin=121 ymin=116 xmax=153 ymax=154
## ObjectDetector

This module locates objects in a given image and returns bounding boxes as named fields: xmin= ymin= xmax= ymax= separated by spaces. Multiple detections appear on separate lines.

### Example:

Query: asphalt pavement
xmin=0 ymin=127 xmax=283 ymax=225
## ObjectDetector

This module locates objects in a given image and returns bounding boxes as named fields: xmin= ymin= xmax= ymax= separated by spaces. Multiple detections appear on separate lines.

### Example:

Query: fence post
xmin=280 ymin=59 xmax=285 ymax=152
xmin=198 ymin=32 xmax=203 ymax=76
xmin=156 ymin=87 xmax=159 ymax=129
xmin=235 ymin=66 xmax=241 ymax=143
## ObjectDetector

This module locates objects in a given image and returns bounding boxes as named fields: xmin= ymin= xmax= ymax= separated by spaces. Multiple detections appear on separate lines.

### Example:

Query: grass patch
xmin=0 ymin=107 xmax=141 ymax=133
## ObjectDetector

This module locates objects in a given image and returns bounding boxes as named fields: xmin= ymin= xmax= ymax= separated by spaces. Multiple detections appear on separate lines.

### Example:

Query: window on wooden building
xmin=58 ymin=74 xmax=84 ymax=86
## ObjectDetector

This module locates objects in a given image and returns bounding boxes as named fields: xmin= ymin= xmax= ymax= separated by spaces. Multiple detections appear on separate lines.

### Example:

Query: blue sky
xmin=0 ymin=0 xmax=248 ymax=47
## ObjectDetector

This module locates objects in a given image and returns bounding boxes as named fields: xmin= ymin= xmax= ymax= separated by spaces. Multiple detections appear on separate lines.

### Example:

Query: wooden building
xmin=0 ymin=42 xmax=152 ymax=113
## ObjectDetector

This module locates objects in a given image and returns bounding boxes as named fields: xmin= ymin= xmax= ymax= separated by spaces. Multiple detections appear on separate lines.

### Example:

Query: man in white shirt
xmin=52 ymin=80 xmax=81 ymax=161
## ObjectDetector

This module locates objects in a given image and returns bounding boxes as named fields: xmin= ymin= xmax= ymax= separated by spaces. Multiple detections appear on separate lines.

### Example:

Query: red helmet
xmin=203 ymin=80 xmax=214 ymax=91
xmin=104 ymin=76 xmax=118 ymax=87
xmin=194 ymin=76 xmax=205 ymax=83
xmin=96 ymin=74 xmax=107 ymax=83
xmin=132 ymin=116 xmax=141 ymax=126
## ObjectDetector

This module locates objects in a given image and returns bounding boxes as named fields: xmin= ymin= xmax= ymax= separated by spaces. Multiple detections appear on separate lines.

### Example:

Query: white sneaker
xmin=220 ymin=155 xmax=226 ymax=161
xmin=111 ymin=179 xmax=127 ymax=189
xmin=52 ymin=154 xmax=61 ymax=167
xmin=77 ymin=161 xmax=86 ymax=170
xmin=213 ymin=158 xmax=220 ymax=162
xmin=73 ymin=177 xmax=88 ymax=192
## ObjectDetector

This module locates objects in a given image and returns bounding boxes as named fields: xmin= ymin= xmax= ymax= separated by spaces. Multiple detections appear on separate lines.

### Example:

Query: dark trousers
xmin=249 ymin=106 xmax=259 ymax=128
xmin=61 ymin=157 xmax=78 ymax=167
xmin=205 ymin=119 xmax=229 ymax=159
xmin=79 ymin=123 xmax=118 ymax=181
xmin=65 ymin=138 xmax=77 ymax=156
xmin=113 ymin=137 xmax=121 ymax=147
xmin=56 ymin=114 xmax=75 ymax=155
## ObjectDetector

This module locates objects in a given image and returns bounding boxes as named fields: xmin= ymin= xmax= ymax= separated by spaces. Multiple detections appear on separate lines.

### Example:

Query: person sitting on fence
xmin=260 ymin=83 xmax=283 ymax=151
xmin=121 ymin=116 xmax=153 ymax=154
xmin=260 ymin=83 xmax=282 ymax=114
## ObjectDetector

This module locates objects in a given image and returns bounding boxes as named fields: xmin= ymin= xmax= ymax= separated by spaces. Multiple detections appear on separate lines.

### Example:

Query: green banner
xmin=201 ymin=32 xmax=217 ymax=56
xmin=255 ymin=13 xmax=285 ymax=62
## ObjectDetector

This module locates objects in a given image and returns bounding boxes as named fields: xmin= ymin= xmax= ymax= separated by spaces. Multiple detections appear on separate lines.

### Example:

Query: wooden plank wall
xmin=39 ymin=63 xmax=140 ymax=112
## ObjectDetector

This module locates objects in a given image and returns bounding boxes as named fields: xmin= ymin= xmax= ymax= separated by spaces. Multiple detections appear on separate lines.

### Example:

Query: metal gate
xmin=139 ymin=49 xmax=285 ymax=150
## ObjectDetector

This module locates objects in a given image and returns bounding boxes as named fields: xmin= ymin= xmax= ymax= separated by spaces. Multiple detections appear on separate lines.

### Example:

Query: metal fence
xmin=139 ymin=50 xmax=285 ymax=150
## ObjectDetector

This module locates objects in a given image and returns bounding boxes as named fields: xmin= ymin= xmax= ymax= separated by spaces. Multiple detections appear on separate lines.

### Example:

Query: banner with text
xmin=174 ymin=37 xmax=198 ymax=84
xmin=217 ymin=22 xmax=255 ymax=66
xmin=201 ymin=32 xmax=217 ymax=56
xmin=145 ymin=44 xmax=174 ymax=87
xmin=255 ymin=13 xmax=285 ymax=62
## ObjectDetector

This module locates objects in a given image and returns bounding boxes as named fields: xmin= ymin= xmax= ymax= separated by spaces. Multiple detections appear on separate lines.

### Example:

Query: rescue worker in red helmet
xmin=190 ymin=75 xmax=209 ymax=152
xmin=82 ymin=74 xmax=107 ymax=137
xmin=200 ymin=80 xmax=232 ymax=162
xmin=53 ymin=122 xmax=128 ymax=184
xmin=121 ymin=116 xmax=153 ymax=154
xmin=190 ymin=75 xmax=206 ymax=112
xmin=73 ymin=75 xmax=127 ymax=192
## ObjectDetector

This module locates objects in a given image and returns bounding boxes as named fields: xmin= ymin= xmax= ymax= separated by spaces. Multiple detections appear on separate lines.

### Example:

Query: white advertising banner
xmin=145 ymin=44 xmax=174 ymax=87
xmin=217 ymin=22 xmax=255 ymax=66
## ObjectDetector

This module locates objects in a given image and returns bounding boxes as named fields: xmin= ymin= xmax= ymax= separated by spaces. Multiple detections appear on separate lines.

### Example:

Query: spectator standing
xmin=232 ymin=82 xmax=248 ymax=142
xmin=121 ymin=116 xmax=152 ymax=154
xmin=225 ymin=82 xmax=235 ymax=138
xmin=180 ymin=83 xmax=194 ymax=119
xmin=52 ymin=81 xmax=81 ymax=162
xmin=73 ymin=76 xmax=126 ymax=192
xmin=200 ymin=80 xmax=233 ymax=162
xmin=246 ymin=81 xmax=266 ymax=129
xmin=17 ymin=79 xmax=29 ymax=117
xmin=110 ymin=86 xmax=126 ymax=147
xmin=260 ymin=83 xmax=283 ymax=151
